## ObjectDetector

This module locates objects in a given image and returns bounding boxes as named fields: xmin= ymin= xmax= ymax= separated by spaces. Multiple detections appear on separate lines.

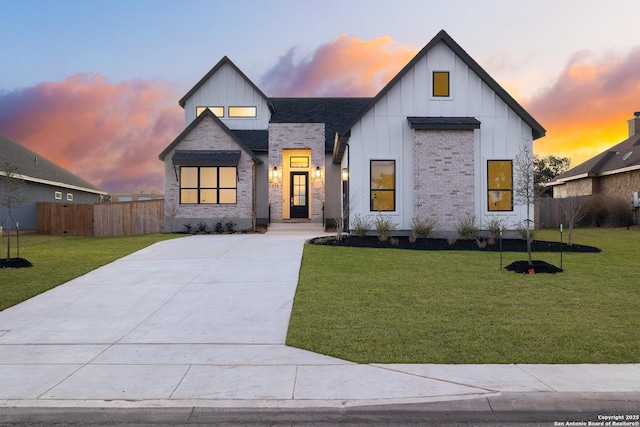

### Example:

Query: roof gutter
xmin=0 ymin=171 xmax=108 ymax=195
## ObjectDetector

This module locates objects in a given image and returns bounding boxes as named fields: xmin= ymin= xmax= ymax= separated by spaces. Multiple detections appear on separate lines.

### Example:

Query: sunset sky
xmin=1 ymin=0 xmax=639 ymax=193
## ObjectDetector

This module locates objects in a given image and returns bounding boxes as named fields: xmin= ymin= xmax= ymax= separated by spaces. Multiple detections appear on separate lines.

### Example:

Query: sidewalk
xmin=0 ymin=232 xmax=639 ymax=413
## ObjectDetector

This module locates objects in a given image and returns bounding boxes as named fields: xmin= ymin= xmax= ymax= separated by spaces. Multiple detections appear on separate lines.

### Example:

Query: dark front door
xmin=290 ymin=172 xmax=309 ymax=218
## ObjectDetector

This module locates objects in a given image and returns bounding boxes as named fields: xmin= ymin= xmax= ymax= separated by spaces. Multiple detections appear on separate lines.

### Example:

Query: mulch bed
xmin=309 ymin=235 xmax=601 ymax=274
xmin=0 ymin=258 xmax=33 ymax=268
xmin=309 ymin=235 xmax=600 ymax=253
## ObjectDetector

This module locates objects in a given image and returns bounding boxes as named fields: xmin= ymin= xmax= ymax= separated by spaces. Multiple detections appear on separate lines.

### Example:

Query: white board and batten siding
xmin=346 ymin=40 xmax=534 ymax=230
xmin=182 ymin=63 xmax=270 ymax=130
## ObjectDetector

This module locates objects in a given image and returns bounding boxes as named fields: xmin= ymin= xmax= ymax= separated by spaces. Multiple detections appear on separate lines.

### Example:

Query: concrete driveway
xmin=0 ymin=231 xmax=639 ymax=413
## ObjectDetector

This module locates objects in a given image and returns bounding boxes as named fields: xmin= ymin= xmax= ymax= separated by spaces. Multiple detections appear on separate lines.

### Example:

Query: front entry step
xmin=268 ymin=222 xmax=325 ymax=232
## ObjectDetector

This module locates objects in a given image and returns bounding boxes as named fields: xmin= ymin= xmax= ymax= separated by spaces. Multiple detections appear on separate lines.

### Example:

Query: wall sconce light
xmin=314 ymin=166 xmax=322 ymax=180
xmin=270 ymin=166 xmax=280 ymax=182
xmin=341 ymin=168 xmax=349 ymax=181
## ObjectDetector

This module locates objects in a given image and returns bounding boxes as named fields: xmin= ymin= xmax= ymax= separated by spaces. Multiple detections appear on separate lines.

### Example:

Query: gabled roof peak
xmin=178 ymin=56 xmax=269 ymax=108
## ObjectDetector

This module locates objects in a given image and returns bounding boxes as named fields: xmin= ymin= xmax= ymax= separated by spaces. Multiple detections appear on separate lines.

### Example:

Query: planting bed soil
xmin=309 ymin=235 xmax=600 ymax=253
xmin=0 ymin=257 xmax=33 ymax=268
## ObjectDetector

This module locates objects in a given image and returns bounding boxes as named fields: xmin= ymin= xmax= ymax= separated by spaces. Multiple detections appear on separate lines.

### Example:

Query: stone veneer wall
xmin=163 ymin=116 xmax=254 ymax=231
xmin=413 ymin=130 xmax=475 ymax=230
xmin=268 ymin=123 xmax=325 ymax=222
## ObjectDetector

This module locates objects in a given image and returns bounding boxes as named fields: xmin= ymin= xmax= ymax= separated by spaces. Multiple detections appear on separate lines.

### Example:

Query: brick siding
xmin=163 ymin=116 xmax=254 ymax=231
xmin=413 ymin=130 xmax=475 ymax=230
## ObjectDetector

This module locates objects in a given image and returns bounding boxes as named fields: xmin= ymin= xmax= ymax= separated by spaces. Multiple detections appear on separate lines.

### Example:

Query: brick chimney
xmin=628 ymin=111 xmax=640 ymax=137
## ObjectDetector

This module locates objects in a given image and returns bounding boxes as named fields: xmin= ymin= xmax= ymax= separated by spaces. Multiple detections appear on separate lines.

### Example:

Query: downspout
xmin=343 ymin=142 xmax=350 ymax=232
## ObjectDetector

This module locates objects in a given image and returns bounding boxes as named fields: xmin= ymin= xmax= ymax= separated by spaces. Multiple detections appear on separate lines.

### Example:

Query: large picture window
xmin=370 ymin=160 xmax=395 ymax=211
xmin=487 ymin=160 xmax=513 ymax=211
xmin=180 ymin=166 xmax=237 ymax=204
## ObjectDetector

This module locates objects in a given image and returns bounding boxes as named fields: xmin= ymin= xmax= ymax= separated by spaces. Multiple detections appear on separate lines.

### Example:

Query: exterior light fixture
xmin=314 ymin=166 xmax=322 ymax=180
xmin=341 ymin=168 xmax=349 ymax=181
xmin=270 ymin=166 xmax=280 ymax=182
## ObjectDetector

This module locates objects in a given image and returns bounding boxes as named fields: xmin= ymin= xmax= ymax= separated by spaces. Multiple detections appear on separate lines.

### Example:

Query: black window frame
xmin=487 ymin=160 xmax=513 ymax=212
xmin=179 ymin=166 xmax=237 ymax=205
xmin=370 ymin=159 xmax=396 ymax=212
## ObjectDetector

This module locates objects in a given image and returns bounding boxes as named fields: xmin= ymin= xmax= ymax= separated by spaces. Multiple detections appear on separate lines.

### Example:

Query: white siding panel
xmin=401 ymin=68 xmax=414 ymax=116
xmin=375 ymin=117 xmax=390 ymax=155
xmin=387 ymin=85 xmax=402 ymax=116
xmin=481 ymin=84 xmax=496 ymax=117
xmin=413 ymin=57 xmax=428 ymax=115
xmin=182 ymin=63 xmax=269 ymax=130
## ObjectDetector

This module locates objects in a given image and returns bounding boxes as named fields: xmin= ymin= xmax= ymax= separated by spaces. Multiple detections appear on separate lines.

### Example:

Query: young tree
xmin=0 ymin=162 xmax=29 ymax=260
xmin=513 ymin=141 xmax=542 ymax=265
xmin=560 ymin=194 xmax=589 ymax=246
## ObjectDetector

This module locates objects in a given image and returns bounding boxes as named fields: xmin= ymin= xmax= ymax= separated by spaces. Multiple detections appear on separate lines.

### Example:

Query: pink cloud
xmin=526 ymin=47 xmax=640 ymax=164
xmin=0 ymin=74 xmax=183 ymax=193
xmin=260 ymin=34 xmax=417 ymax=97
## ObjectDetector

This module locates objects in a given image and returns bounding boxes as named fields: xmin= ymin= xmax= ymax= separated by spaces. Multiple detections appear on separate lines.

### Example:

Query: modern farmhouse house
xmin=159 ymin=30 xmax=545 ymax=233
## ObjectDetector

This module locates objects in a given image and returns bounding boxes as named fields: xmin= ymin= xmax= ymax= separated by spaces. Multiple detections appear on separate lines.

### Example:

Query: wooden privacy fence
xmin=535 ymin=196 xmax=589 ymax=228
xmin=37 ymin=200 xmax=164 ymax=237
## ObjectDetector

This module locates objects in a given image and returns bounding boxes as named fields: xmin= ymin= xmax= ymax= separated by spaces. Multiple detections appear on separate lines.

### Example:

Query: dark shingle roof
xmin=231 ymin=130 xmax=269 ymax=152
xmin=0 ymin=133 xmax=105 ymax=194
xmin=550 ymin=132 xmax=640 ymax=183
xmin=159 ymin=109 xmax=262 ymax=163
xmin=270 ymin=98 xmax=372 ymax=151
xmin=408 ymin=116 xmax=481 ymax=130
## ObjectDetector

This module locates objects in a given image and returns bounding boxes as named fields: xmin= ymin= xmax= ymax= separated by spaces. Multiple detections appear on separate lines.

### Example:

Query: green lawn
xmin=287 ymin=228 xmax=640 ymax=364
xmin=0 ymin=233 xmax=184 ymax=311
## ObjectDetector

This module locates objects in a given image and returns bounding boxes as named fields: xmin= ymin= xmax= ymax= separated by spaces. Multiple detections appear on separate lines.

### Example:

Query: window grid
xmin=487 ymin=160 xmax=513 ymax=212
xmin=370 ymin=160 xmax=396 ymax=212
xmin=180 ymin=166 xmax=237 ymax=205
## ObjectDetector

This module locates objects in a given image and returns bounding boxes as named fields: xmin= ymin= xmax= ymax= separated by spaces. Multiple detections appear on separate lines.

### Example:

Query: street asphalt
xmin=0 ymin=229 xmax=638 ymax=424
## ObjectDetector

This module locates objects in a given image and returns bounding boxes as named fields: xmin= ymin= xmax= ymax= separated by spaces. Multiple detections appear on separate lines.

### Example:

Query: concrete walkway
xmin=0 ymin=232 xmax=639 ymax=414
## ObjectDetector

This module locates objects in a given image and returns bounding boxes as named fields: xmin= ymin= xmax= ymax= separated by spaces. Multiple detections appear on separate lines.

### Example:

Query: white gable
xmin=182 ymin=62 xmax=270 ymax=130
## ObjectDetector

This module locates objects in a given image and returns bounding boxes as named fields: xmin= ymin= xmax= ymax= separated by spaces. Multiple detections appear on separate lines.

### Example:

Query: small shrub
xmin=389 ymin=237 xmax=399 ymax=246
xmin=196 ymin=222 xmax=209 ymax=234
xmin=410 ymin=217 xmax=438 ymax=238
xmin=446 ymin=235 xmax=457 ymax=246
xmin=606 ymin=197 xmax=633 ymax=227
xmin=456 ymin=214 xmax=480 ymax=240
xmin=408 ymin=235 xmax=417 ymax=243
xmin=485 ymin=217 xmax=506 ymax=238
xmin=515 ymin=220 xmax=535 ymax=240
xmin=182 ymin=223 xmax=193 ymax=234
xmin=374 ymin=213 xmax=397 ymax=242
xmin=351 ymin=214 xmax=373 ymax=238
xmin=475 ymin=237 xmax=487 ymax=249
xmin=213 ymin=221 xmax=224 ymax=234
xmin=225 ymin=221 xmax=236 ymax=233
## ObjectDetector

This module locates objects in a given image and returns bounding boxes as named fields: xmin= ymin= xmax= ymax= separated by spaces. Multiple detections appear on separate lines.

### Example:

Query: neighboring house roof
xmin=178 ymin=56 xmax=270 ymax=108
xmin=158 ymin=108 xmax=262 ymax=163
xmin=270 ymin=98 xmax=372 ymax=151
xmin=333 ymin=29 xmax=546 ymax=163
xmin=0 ymin=133 xmax=106 ymax=195
xmin=548 ymin=132 xmax=640 ymax=185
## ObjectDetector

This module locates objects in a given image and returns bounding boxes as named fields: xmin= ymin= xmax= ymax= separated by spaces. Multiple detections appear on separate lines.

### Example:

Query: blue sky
xmin=1 ymin=0 xmax=639 ymax=192
xmin=3 ymin=0 xmax=637 ymax=95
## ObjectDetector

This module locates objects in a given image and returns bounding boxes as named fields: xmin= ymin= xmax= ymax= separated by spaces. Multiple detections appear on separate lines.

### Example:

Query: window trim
xmin=66 ymin=193 xmax=73 ymax=202
xmin=196 ymin=106 xmax=224 ymax=117
xmin=487 ymin=160 xmax=513 ymax=212
xmin=370 ymin=159 xmax=396 ymax=212
xmin=228 ymin=106 xmax=257 ymax=118
xmin=431 ymin=70 xmax=452 ymax=99
xmin=54 ymin=191 xmax=62 ymax=200
xmin=179 ymin=166 xmax=237 ymax=205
